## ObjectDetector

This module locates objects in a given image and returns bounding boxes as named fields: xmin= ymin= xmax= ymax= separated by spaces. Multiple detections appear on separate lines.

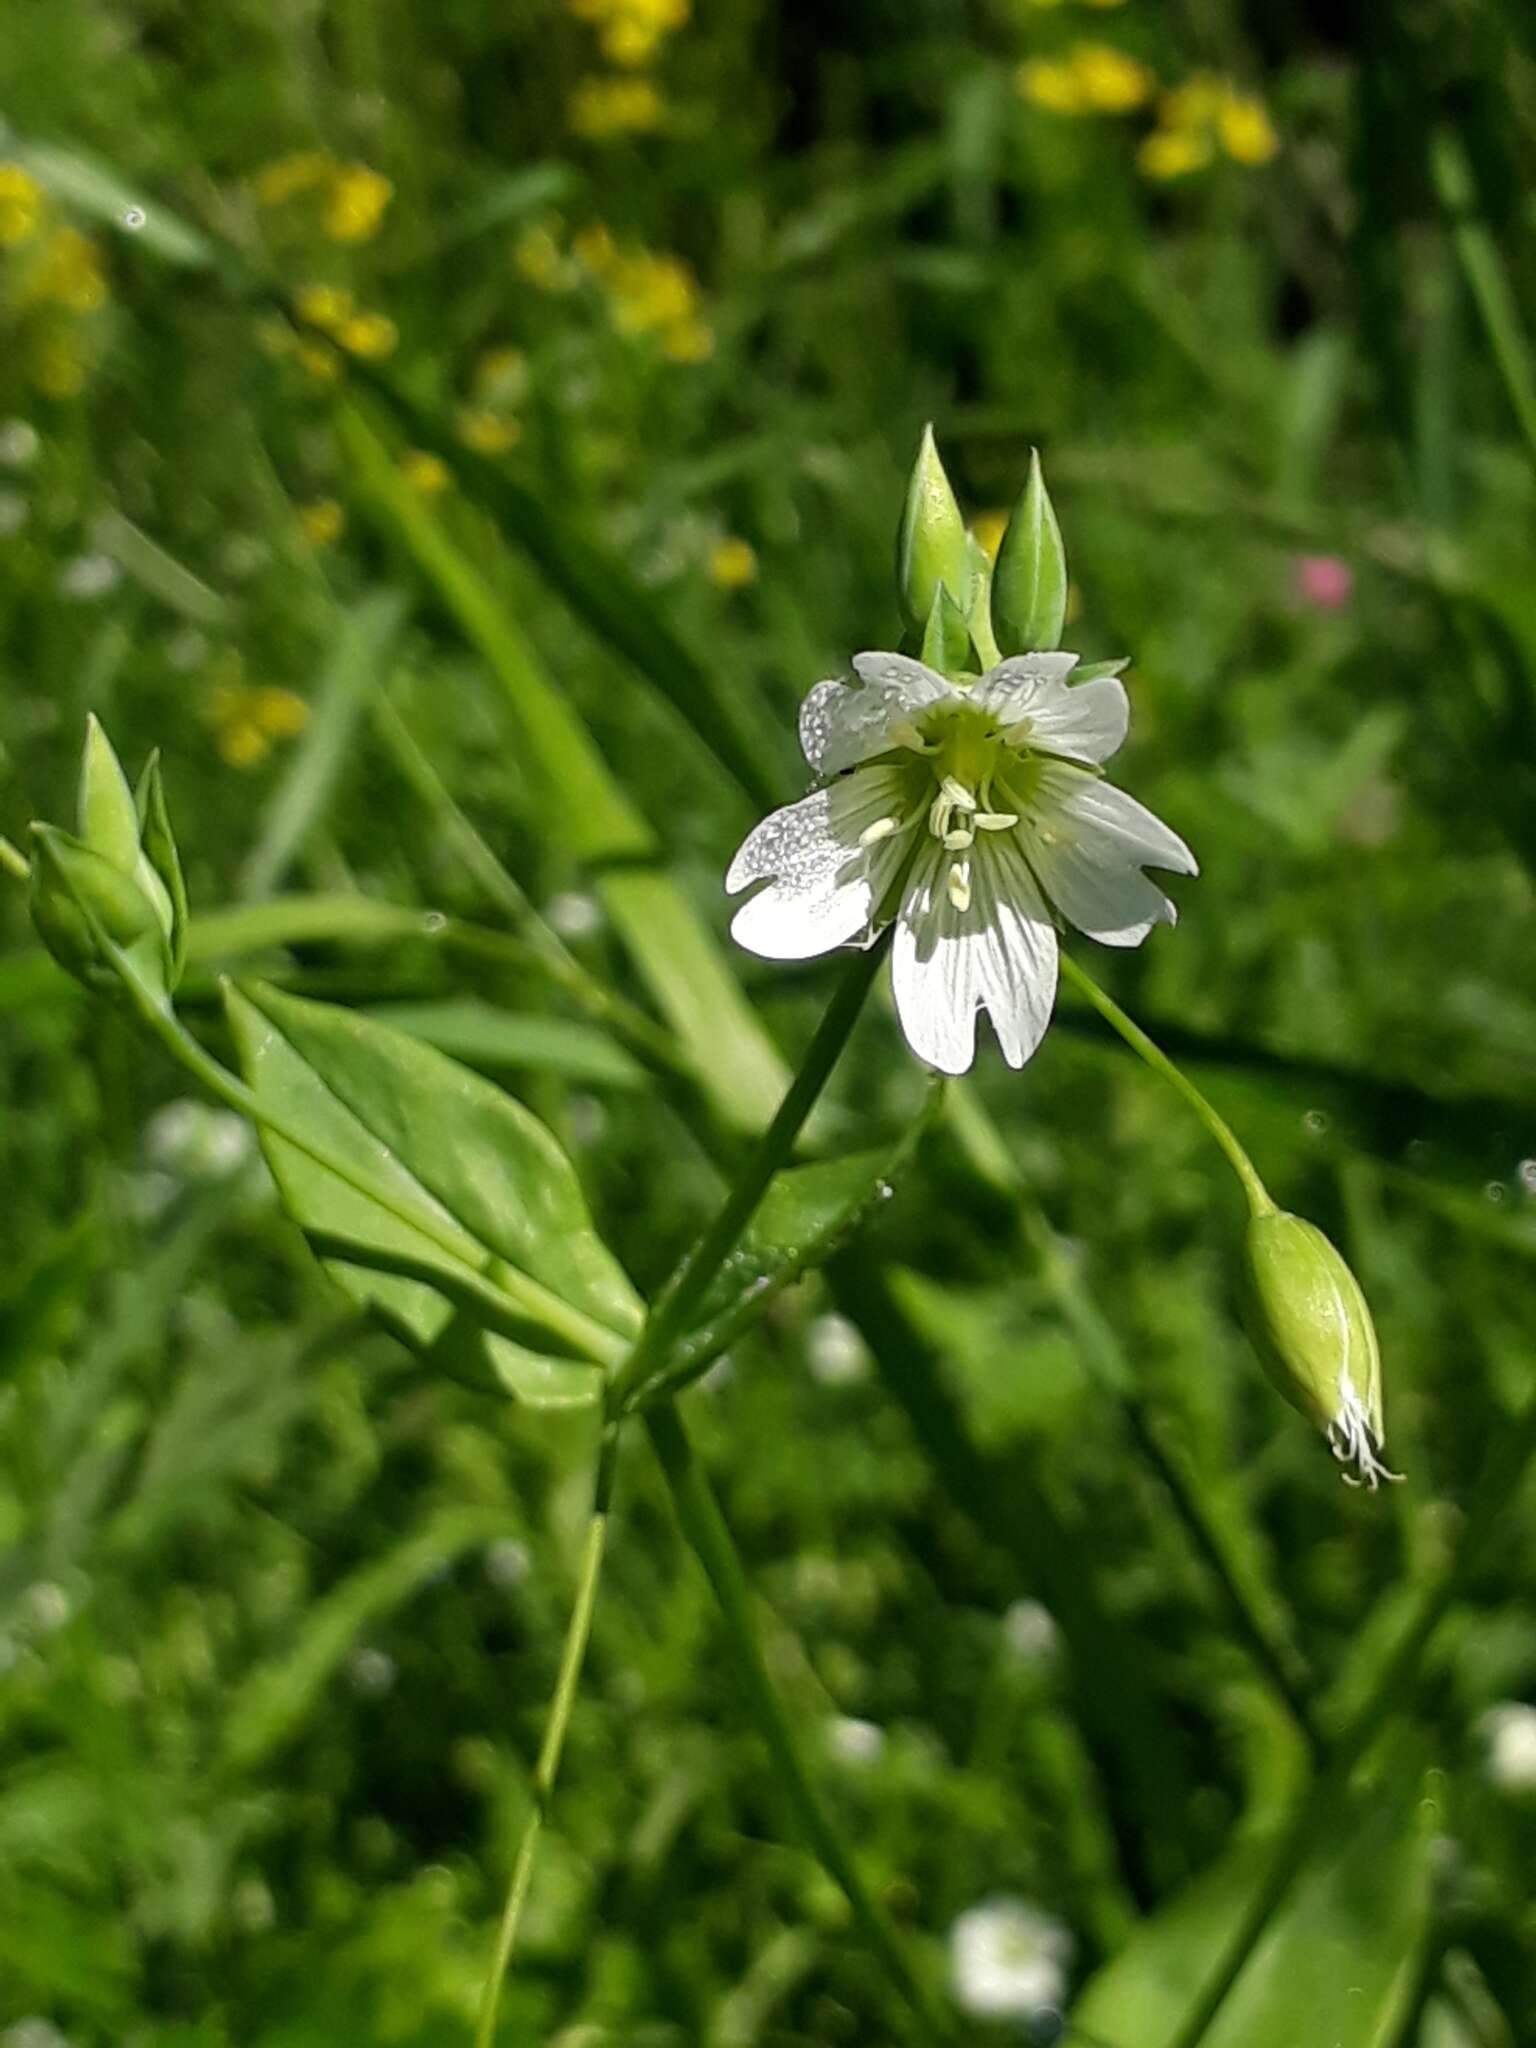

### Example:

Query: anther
xmin=973 ymin=810 xmax=1019 ymax=831
xmin=946 ymin=860 xmax=972 ymax=912
xmin=942 ymin=827 xmax=974 ymax=851
xmin=859 ymin=816 xmax=901 ymax=847
xmin=939 ymin=776 xmax=977 ymax=812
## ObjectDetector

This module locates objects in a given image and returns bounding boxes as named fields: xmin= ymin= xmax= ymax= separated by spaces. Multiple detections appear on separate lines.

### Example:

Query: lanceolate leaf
xmin=1071 ymin=1769 xmax=1435 ymax=2048
xmin=224 ymin=980 xmax=640 ymax=1367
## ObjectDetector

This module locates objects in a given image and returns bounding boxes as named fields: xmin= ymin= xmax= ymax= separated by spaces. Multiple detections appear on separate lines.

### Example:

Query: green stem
xmin=612 ymin=932 xmax=892 ymax=1406
xmin=475 ymin=1422 xmax=619 ymax=2048
xmin=645 ymin=1403 xmax=950 ymax=2047
xmin=1430 ymin=127 xmax=1536 ymax=476
xmin=1057 ymin=952 xmax=1273 ymax=1218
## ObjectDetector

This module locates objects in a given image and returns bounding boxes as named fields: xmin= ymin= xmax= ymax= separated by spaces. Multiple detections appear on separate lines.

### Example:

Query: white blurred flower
xmin=828 ymin=1715 xmax=884 ymax=1766
xmin=546 ymin=889 xmax=603 ymax=940
xmin=806 ymin=1310 xmax=870 ymax=1386
xmin=145 ymin=1099 xmax=254 ymax=1180
xmin=950 ymin=1896 xmax=1073 ymax=2023
xmin=2 ymin=2021 xmax=72 ymax=2048
xmin=484 ymin=1538 xmax=531 ymax=1589
xmin=57 ymin=553 xmax=121 ymax=601
xmin=727 ymin=652 xmax=1194 ymax=1074
xmin=1480 ymin=1701 xmax=1536 ymax=1794
xmin=0 ymin=420 xmax=40 ymax=468
xmin=1002 ymin=1599 xmax=1059 ymax=1667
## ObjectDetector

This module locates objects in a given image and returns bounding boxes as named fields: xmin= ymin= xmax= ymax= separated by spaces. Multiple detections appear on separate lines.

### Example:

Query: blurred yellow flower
xmin=971 ymin=511 xmax=1009 ymax=562
xmin=568 ymin=76 xmax=665 ymax=139
xmin=205 ymin=681 xmax=310 ymax=768
xmin=708 ymin=537 xmax=757 ymax=590
xmin=254 ymin=151 xmax=332 ymax=207
xmin=1217 ymin=91 xmax=1279 ymax=165
xmin=400 ymin=448 xmax=450 ymax=494
xmin=1017 ymin=59 xmax=1084 ymax=114
xmin=0 ymin=163 xmax=42 ymax=247
xmin=456 ymin=408 xmax=522 ymax=456
xmin=28 ymin=329 xmax=86 ymax=400
xmin=294 ymin=282 xmax=354 ymax=332
xmin=296 ymin=339 xmax=342 ymax=384
xmin=514 ymin=220 xmax=571 ymax=289
xmin=32 ymin=228 xmax=108 ymax=314
xmin=661 ymin=317 xmax=714 ymax=363
xmin=1159 ymin=73 xmax=1227 ymax=131
xmin=1070 ymin=43 xmax=1154 ymax=112
xmin=299 ymin=498 xmax=345 ymax=546
xmin=1138 ymin=127 xmax=1213 ymax=180
xmin=474 ymin=347 xmax=529 ymax=402
xmin=567 ymin=0 xmax=689 ymax=66
xmin=609 ymin=249 xmax=698 ymax=332
xmin=338 ymin=310 xmax=399 ymax=358
xmin=324 ymin=163 xmax=393 ymax=243
xmin=573 ymin=221 xmax=620 ymax=275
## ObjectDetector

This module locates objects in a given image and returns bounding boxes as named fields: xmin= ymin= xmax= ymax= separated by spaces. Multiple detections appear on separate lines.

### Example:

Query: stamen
xmin=946 ymin=859 xmax=971 ymax=912
xmin=890 ymin=721 xmax=932 ymax=753
xmin=939 ymin=775 xmax=977 ymax=812
xmin=859 ymin=815 xmax=901 ymax=847
xmin=1001 ymin=719 xmax=1033 ymax=748
xmin=927 ymin=791 xmax=952 ymax=840
xmin=942 ymin=826 xmax=974 ymax=851
xmin=973 ymin=810 xmax=1019 ymax=831
xmin=1327 ymin=1396 xmax=1405 ymax=1491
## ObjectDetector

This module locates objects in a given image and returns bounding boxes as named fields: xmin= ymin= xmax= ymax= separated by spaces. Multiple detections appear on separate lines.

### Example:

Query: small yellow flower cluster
xmin=203 ymin=677 xmax=310 ymax=768
xmin=293 ymin=282 xmax=399 ymax=358
xmin=0 ymin=163 xmax=42 ymax=246
xmin=299 ymin=498 xmax=345 ymax=547
xmin=400 ymin=448 xmax=450 ymax=495
xmin=1138 ymin=73 xmax=1278 ymax=179
xmin=576 ymin=226 xmax=713 ymax=362
xmin=512 ymin=219 xmax=576 ymax=292
xmin=568 ymin=75 xmax=665 ymax=138
xmin=255 ymin=152 xmax=394 ymax=244
xmin=566 ymin=0 xmax=689 ymax=68
xmin=455 ymin=347 xmax=528 ymax=457
xmin=707 ymin=537 xmax=757 ymax=590
xmin=0 ymin=168 xmax=111 ymax=399
xmin=1018 ymin=42 xmax=1154 ymax=115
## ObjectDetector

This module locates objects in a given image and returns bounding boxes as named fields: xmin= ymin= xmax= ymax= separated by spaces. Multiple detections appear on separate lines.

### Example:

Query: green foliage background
xmin=3 ymin=2 xmax=1536 ymax=2043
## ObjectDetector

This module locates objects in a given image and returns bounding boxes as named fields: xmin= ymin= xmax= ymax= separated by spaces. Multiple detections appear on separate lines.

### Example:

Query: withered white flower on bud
xmin=1241 ymin=1208 xmax=1401 ymax=1489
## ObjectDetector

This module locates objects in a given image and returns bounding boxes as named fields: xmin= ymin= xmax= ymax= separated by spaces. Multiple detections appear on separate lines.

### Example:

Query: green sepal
xmin=135 ymin=750 xmax=188 ymax=986
xmin=1072 ymin=657 xmax=1130 ymax=684
xmin=895 ymin=423 xmax=972 ymax=631
xmin=920 ymin=585 xmax=974 ymax=679
xmin=27 ymin=822 xmax=168 ymax=997
xmin=78 ymin=714 xmax=143 ymax=875
xmin=992 ymin=447 xmax=1068 ymax=656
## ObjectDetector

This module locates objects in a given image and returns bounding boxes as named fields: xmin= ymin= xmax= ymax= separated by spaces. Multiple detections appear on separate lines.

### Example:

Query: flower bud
xmin=895 ymin=424 xmax=973 ymax=631
xmin=28 ymin=823 xmax=168 ymax=994
xmin=991 ymin=447 xmax=1067 ymax=657
xmin=1241 ymin=1209 xmax=1401 ymax=1488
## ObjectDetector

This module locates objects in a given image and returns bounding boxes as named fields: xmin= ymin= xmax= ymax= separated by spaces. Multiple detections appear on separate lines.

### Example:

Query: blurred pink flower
xmin=1293 ymin=553 xmax=1354 ymax=610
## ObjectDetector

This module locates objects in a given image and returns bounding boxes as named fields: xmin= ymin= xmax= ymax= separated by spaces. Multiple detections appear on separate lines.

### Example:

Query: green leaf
xmin=992 ymin=447 xmax=1068 ymax=655
xmin=1071 ymin=1772 xmax=1435 ymax=2048
xmin=223 ymin=979 xmax=640 ymax=1365
xmin=91 ymin=507 xmax=228 ymax=626
xmin=135 ymin=751 xmax=188 ymax=984
xmin=364 ymin=1000 xmax=643 ymax=1089
xmin=920 ymin=586 xmax=973 ymax=677
xmin=895 ymin=423 xmax=972 ymax=630
xmin=237 ymin=592 xmax=408 ymax=901
xmin=14 ymin=137 xmax=217 ymax=268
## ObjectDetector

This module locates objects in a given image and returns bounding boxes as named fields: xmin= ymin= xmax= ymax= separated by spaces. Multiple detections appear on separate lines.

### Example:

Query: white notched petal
xmin=891 ymin=837 xmax=1059 ymax=1075
xmin=1022 ymin=829 xmax=1176 ymax=947
xmin=976 ymin=656 xmax=1128 ymax=766
xmin=799 ymin=653 xmax=955 ymax=776
xmin=727 ymin=765 xmax=911 ymax=961
xmin=1033 ymin=762 xmax=1198 ymax=876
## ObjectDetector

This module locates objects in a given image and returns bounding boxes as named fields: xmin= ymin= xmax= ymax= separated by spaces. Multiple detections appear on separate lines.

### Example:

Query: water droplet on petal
xmin=1518 ymin=1158 xmax=1536 ymax=1196
xmin=421 ymin=910 xmax=447 ymax=934
xmin=122 ymin=205 xmax=147 ymax=231
xmin=1303 ymin=1109 xmax=1330 ymax=1136
xmin=1484 ymin=1181 xmax=1507 ymax=1205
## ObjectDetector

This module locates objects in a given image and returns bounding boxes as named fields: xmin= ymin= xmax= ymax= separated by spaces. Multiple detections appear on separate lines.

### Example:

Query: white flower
xmin=726 ymin=651 xmax=1196 ymax=1074
xmin=949 ymin=1895 xmax=1073 ymax=2022
xmin=1480 ymin=1702 xmax=1536 ymax=1795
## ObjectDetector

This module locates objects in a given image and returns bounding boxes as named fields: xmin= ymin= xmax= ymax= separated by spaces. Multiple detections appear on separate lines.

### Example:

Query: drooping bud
xmin=1241 ymin=1208 xmax=1401 ymax=1488
xmin=895 ymin=424 xmax=973 ymax=631
xmin=991 ymin=447 xmax=1068 ymax=657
